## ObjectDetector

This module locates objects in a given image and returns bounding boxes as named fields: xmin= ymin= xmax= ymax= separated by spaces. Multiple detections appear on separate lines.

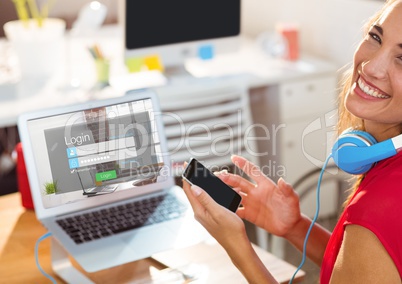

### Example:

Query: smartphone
xmin=182 ymin=158 xmax=242 ymax=212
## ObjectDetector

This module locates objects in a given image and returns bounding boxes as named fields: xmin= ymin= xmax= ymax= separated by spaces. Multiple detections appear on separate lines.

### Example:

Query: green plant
xmin=12 ymin=0 xmax=56 ymax=27
xmin=44 ymin=180 xmax=58 ymax=194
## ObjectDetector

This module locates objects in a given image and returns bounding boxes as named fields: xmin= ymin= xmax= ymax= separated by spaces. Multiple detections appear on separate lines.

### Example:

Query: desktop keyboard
xmin=56 ymin=193 xmax=188 ymax=244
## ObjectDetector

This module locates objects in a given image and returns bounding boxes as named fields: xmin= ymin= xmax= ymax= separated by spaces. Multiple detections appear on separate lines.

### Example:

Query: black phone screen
xmin=183 ymin=158 xmax=241 ymax=212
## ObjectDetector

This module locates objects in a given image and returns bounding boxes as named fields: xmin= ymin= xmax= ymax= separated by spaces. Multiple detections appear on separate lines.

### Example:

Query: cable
xmin=289 ymin=154 xmax=333 ymax=284
xmin=35 ymin=232 xmax=57 ymax=284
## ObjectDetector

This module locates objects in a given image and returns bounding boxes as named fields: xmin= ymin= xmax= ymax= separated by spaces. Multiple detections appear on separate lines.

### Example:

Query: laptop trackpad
xmin=120 ymin=226 xmax=177 ymax=255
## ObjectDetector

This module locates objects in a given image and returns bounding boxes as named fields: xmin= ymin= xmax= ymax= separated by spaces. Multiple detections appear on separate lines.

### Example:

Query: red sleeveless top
xmin=320 ymin=151 xmax=402 ymax=283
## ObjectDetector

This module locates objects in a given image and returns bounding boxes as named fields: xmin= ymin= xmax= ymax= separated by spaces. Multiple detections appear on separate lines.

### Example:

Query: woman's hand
xmin=182 ymin=174 xmax=279 ymax=284
xmin=182 ymin=175 xmax=249 ymax=251
xmin=217 ymin=155 xmax=302 ymax=237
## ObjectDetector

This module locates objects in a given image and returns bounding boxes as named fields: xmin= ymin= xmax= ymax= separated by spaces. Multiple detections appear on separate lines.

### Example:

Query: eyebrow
xmin=372 ymin=24 xmax=383 ymax=35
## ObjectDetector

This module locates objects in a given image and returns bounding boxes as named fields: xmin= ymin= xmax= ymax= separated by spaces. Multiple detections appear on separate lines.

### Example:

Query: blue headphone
xmin=331 ymin=128 xmax=402 ymax=174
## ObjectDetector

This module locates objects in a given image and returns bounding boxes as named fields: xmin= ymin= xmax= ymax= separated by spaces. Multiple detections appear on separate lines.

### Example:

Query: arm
xmin=182 ymin=181 xmax=278 ymax=284
xmin=284 ymin=214 xmax=331 ymax=266
xmin=228 ymin=237 xmax=278 ymax=284
xmin=330 ymin=225 xmax=400 ymax=283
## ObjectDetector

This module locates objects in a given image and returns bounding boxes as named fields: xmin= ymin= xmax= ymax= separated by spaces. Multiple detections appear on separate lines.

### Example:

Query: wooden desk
xmin=0 ymin=192 xmax=304 ymax=283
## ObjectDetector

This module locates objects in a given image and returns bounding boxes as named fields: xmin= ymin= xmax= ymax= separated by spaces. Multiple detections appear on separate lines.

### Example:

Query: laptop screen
xmin=25 ymin=97 xmax=169 ymax=209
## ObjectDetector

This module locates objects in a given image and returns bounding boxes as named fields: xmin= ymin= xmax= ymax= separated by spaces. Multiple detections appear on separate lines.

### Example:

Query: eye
xmin=368 ymin=32 xmax=382 ymax=44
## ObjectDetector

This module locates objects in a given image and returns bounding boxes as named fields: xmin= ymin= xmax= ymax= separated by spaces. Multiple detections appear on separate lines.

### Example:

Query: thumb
xmin=277 ymin=177 xmax=294 ymax=197
xmin=190 ymin=185 xmax=217 ymax=210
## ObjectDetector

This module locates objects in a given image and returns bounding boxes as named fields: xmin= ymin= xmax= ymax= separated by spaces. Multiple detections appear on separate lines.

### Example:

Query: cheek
xmin=344 ymin=92 xmax=362 ymax=116
xmin=351 ymin=46 xmax=364 ymax=80
xmin=352 ymin=40 xmax=374 ymax=74
xmin=353 ymin=41 xmax=365 ymax=62
xmin=393 ymin=76 xmax=402 ymax=97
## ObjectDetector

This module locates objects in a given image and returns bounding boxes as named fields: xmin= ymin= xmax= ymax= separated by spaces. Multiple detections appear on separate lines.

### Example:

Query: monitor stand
xmin=163 ymin=64 xmax=197 ymax=84
xmin=51 ymin=237 xmax=94 ymax=284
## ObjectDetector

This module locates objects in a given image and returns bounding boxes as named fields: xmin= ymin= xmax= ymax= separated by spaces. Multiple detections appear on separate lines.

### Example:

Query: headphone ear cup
xmin=332 ymin=130 xmax=378 ymax=174
xmin=350 ymin=130 xmax=378 ymax=146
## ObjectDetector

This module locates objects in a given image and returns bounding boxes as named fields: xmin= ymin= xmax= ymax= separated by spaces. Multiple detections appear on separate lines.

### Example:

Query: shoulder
xmin=330 ymin=225 xmax=400 ymax=283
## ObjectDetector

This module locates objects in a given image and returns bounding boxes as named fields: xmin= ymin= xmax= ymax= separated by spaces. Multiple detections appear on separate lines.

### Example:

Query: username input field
xmin=66 ymin=137 xmax=135 ymax=158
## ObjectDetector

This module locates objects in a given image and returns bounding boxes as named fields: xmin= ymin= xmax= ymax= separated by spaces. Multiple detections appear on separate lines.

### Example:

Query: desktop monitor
xmin=123 ymin=0 xmax=241 ymax=75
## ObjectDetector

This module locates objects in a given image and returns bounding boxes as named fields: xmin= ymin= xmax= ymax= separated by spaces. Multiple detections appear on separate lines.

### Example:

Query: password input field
xmin=68 ymin=147 xmax=138 ymax=169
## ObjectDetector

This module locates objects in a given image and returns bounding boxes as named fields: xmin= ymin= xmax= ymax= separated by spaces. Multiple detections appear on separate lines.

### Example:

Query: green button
xmin=96 ymin=170 xmax=117 ymax=182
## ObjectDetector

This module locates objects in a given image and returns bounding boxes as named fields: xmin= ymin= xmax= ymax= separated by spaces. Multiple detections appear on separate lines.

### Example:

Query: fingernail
xmin=278 ymin=177 xmax=290 ymax=186
xmin=231 ymin=155 xmax=242 ymax=164
xmin=214 ymin=169 xmax=228 ymax=176
xmin=191 ymin=185 xmax=202 ymax=196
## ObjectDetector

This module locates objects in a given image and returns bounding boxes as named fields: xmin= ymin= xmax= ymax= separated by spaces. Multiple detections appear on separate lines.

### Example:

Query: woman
xmin=182 ymin=0 xmax=402 ymax=282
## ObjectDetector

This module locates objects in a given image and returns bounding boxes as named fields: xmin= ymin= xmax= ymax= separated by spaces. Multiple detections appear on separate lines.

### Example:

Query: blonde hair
xmin=340 ymin=0 xmax=400 ymax=205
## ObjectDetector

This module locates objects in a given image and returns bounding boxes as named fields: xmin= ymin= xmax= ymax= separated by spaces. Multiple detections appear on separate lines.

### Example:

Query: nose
xmin=361 ymin=51 xmax=389 ymax=81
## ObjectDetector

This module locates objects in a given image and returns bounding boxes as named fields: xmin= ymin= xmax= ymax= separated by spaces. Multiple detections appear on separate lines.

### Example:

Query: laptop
xmin=18 ymin=89 xmax=208 ymax=272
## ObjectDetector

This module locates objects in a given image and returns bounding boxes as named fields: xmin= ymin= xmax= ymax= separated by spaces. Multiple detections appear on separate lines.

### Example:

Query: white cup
xmin=4 ymin=18 xmax=66 ymax=80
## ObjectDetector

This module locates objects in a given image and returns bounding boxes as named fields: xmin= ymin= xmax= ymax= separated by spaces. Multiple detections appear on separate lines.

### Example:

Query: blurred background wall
xmin=0 ymin=0 xmax=118 ymax=37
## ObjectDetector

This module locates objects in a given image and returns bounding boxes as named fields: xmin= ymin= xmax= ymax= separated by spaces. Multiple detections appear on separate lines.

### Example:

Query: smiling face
xmin=346 ymin=1 xmax=402 ymax=139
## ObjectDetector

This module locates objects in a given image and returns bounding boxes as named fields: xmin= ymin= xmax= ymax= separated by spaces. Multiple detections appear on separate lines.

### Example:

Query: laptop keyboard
xmin=56 ymin=193 xmax=188 ymax=244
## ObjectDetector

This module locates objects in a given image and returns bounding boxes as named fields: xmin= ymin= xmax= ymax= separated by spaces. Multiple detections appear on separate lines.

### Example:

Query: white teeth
xmin=357 ymin=78 xmax=389 ymax=99
xmin=364 ymin=86 xmax=369 ymax=93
